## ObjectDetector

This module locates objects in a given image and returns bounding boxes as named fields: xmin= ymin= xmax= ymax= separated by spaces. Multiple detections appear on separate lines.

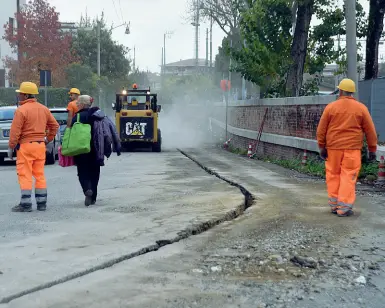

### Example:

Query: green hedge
xmin=0 ymin=87 xmax=69 ymax=108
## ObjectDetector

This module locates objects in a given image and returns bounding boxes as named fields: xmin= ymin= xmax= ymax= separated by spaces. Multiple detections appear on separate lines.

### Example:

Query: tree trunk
xmin=364 ymin=0 xmax=385 ymax=80
xmin=285 ymin=0 xmax=314 ymax=97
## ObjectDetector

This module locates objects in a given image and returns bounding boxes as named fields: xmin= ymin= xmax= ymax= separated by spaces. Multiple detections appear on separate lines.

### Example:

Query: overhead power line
xmin=111 ymin=0 xmax=121 ymax=23
xmin=118 ymin=0 xmax=125 ymax=23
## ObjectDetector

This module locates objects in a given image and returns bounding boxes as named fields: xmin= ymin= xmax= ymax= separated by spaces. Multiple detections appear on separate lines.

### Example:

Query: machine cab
xmin=113 ymin=87 xmax=161 ymax=113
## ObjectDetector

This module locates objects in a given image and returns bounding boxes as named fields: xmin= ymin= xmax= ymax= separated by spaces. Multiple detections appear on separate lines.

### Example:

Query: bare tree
xmin=187 ymin=0 xmax=247 ymax=37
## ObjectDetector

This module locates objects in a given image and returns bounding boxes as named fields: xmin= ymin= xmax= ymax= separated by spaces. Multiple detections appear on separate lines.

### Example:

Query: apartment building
xmin=0 ymin=0 xmax=26 ymax=87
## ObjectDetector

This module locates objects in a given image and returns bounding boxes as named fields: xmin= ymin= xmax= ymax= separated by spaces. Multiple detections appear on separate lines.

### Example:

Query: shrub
xmin=0 ymin=87 xmax=69 ymax=107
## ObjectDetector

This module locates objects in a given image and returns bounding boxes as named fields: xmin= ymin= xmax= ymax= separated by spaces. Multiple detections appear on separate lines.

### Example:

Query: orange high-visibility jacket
xmin=67 ymin=100 xmax=79 ymax=114
xmin=316 ymin=96 xmax=377 ymax=153
xmin=9 ymin=99 xmax=59 ymax=149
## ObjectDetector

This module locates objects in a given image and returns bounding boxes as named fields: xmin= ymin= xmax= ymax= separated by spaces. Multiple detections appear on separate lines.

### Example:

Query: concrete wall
xmin=210 ymin=95 xmax=385 ymax=160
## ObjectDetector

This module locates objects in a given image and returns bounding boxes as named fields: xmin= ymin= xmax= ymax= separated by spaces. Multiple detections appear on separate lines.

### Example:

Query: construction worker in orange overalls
xmin=8 ymin=82 xmax=59 ymax=212
xmin=316 ymin=78 xmax=377 ymax=217
xmin=66 ymin=88 xmax=80 ymax=127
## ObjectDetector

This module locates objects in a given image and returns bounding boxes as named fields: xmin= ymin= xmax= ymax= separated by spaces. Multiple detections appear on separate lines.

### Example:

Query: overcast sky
xmin=48 ymin=0 xmax=225 ymax=73
xmin=47 ymin=0 xmax=375 ymax=73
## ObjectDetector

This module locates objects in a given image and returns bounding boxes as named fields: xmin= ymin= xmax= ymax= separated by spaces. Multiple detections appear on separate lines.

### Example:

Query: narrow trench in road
xmin=0 ymin=150 xmax=255 ymax=304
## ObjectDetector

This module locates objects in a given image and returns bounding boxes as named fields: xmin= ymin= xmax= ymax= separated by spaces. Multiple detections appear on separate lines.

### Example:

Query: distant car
xmin=0 ymin=106 xmax=60 ymax=165
xmin=49 ymin=108 xmax=68 ymax=144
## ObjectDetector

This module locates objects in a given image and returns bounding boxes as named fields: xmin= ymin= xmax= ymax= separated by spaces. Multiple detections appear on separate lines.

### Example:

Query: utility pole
xmin=205 ymin=28 xmax=208 ymax=67
xmin=196 ymin=0 xmax=200 ymax=68
xmin=225 ymin=39 xmax=233 ymax=141
xmin=97 ymin=20 xmax=101 ymax=109
xmin=16 ymin=0 xmax=20 ymax=63
xmin=241 ymin=38 xmax=246 ymax=99
xmin=161 ymin=47 xmax=164 ymax=75
xmin=345 ymin=0 xmax=358 ymax=98
xmin=97 ymin=20 xmax=101 ymax=76
xmin=191 ymin=0 xmax=200 ymax=69
xmin=163 ymin=31 xmax=173 ymax=71
xmin=210 ymin=16 xmax=213 ymax=68
xmin=133 ymin=46 xmax=136 ymax=71
xmin=163 ymin=33 xmax=166 ymax=68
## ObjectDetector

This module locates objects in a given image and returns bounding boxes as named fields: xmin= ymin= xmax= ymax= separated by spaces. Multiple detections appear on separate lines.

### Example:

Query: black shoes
xmin=84 ymin=190 xmax=93 ymax=207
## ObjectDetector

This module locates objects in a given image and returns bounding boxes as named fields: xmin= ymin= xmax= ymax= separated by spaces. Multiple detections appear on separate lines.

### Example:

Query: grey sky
xmin=48 ymin=0 xmax=377 ymax=73
xmin=48 ymin=0 xmax=225 ymax=73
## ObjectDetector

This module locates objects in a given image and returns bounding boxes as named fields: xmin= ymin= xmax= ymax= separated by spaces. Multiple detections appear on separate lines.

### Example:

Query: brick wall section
xmin=227 ymin=104 xmax=326 ymax=139
xmin=227 ymin=132 xmax=310 ymax=160
xmin=210 ymin=101 xmax=329 ymax=160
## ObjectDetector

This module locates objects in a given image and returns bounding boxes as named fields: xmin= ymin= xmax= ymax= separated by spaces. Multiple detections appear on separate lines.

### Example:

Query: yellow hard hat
xmin=68 ymin=88 xmax=80 ymax=95
xmin=15 ymin=82 xmax=39 ymax=95
xmin=337 ymin=78 xmax=356 ymax=93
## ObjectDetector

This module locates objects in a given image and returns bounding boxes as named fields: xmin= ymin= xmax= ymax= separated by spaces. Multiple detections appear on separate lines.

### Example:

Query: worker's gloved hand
xmin=368 ymin=152 xmax=377 ymax=162
xmin=7 ymin=148 xmax=14 ymax=160
xmin=319 ymin=148 xmax=328 ymax=160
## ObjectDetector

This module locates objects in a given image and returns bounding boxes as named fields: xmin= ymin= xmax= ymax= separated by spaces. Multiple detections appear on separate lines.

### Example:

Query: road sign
xmin=220 ymin=79 xmax=231 ymax=91
xmin=40 ymin=70 xmax=52 ymax=87
xmin=39 ymin=70 xmax=51 ymax=106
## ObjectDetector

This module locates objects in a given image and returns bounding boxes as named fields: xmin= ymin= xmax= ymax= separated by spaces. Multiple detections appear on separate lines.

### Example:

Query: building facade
xmin=162 ymin=58 xmax=214 ymax=76
xmin=0 ymin=0 xmax=26 ymax=87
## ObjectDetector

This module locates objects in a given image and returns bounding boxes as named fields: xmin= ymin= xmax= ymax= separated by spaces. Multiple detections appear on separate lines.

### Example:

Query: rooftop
xmin=164 ymin=58 xmax=214 ymax=67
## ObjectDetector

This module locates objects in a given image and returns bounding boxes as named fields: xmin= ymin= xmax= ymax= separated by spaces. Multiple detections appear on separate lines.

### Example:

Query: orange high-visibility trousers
xmin=325 ymin=149 xmax=361 ymax=213
xmin=16 ymin=142 xmax=46 ymax=190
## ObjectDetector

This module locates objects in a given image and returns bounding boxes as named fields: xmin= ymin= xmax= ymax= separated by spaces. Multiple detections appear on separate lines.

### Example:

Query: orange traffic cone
xmin=302 ymin=150 xmax=307 ymax=166
xmin=223 ymin=138 xmax=232 ymax=149
xmin=378 ymin=156 xmax=385 ymax=182
xmin=247 ymin=143 xmax=253 ymax=158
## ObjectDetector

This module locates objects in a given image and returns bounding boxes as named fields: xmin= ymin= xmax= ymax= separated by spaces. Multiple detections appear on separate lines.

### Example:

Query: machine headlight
xmin=122 ymin=90 xmax=127 ymax=95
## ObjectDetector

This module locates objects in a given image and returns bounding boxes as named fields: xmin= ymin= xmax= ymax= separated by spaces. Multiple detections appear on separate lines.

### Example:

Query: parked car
xmin=49 ymin=108 xmax=68 ymax=144
xmin=0 ymin=106 xmax=60 ymax=165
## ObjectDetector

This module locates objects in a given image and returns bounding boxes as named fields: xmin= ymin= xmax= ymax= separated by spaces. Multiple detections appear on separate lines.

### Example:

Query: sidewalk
xmin=4 ymin=148 xmax=385 ymax=308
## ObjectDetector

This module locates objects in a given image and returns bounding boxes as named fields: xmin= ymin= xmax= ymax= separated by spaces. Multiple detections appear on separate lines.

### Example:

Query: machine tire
xmin=152 ymin=129 xmax=162 ymax=152
xmin=0 ymin=156 xmax=4 ymax=164
xmin=46 ymin=148 xmax=55 ymax=165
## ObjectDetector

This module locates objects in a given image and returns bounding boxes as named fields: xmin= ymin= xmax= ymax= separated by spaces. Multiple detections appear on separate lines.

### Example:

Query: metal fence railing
xmin=358 ymin=79 xmax=385 ymax=142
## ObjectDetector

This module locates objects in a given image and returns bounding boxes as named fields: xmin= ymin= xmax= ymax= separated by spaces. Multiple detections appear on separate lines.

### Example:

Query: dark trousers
xmin=75 ymin=154 xmax=100 ymax=201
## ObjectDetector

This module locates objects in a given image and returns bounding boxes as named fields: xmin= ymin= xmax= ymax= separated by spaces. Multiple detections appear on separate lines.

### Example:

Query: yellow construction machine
xmin=112 ymin=84 xmax=162 ymax=152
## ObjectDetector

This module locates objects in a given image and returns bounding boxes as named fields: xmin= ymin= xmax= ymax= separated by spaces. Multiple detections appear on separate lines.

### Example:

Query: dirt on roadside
xmin=159 ymin=148 xmax=385 ymax=307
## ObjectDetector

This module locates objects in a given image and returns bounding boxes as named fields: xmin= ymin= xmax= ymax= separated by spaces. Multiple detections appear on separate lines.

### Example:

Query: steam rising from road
xmin=159 ymin=100 xmax=217 ymax=150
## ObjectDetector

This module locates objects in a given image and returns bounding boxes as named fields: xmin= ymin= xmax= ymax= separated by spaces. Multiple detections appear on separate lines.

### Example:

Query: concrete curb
xmin=210 ymin=117 xmax=385 ymax=160
xmin=0 ymin=150 xmax=254 ymax=304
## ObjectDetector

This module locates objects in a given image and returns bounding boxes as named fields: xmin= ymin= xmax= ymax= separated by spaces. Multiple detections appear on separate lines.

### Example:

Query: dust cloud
xmin=158 ymin=99 xmax=218 ymax=150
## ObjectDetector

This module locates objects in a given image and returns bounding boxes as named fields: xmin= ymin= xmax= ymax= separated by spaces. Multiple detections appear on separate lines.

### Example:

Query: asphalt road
xmin=0 ymin=149 xmax=243 ymax=305
xmin=2 ymin=148 xmax=385 ymax=308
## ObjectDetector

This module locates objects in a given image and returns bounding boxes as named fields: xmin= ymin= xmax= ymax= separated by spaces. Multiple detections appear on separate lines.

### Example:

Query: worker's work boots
xmin=37 ymin=203 xmax=46 ymax=211
xmin=336 ymin=206 xmax=353 ymax=217
xmin=12 ymin=190 xmax=33 ymax=212
xmin=35 ymin=188 xmax=47 ymax=211
xmin=12 ymin=204 xmax=32 ymax=212
xmin=330 ymin=206 xmax=338 ymax=214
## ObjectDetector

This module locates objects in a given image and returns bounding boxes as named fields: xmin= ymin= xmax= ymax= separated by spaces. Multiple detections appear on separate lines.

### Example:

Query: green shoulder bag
xmin=61 ymin=113 xmax=91 ymax=156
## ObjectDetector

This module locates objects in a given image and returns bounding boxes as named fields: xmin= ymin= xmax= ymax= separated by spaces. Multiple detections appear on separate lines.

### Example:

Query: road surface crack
xmin=0 ymin=150 xmax=254 ymax=304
